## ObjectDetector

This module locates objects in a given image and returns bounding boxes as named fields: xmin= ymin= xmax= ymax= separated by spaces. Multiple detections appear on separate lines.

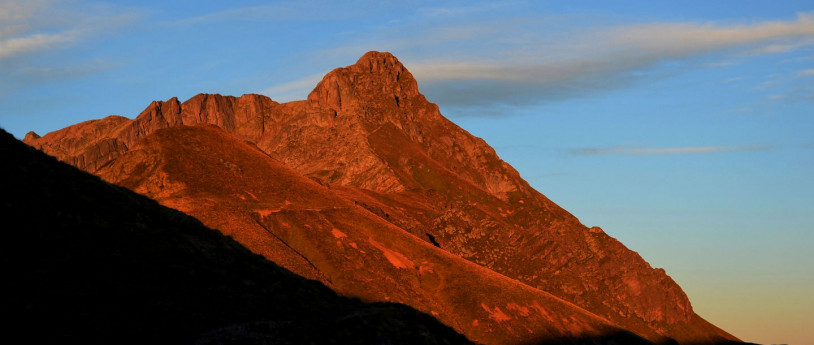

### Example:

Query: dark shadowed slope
xmin=0 ymin=127 xmax=474 ymax=345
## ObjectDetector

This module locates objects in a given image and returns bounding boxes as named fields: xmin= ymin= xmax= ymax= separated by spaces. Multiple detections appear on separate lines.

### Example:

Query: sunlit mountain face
xmin=19 ymin=51 xmax=750 ymax=345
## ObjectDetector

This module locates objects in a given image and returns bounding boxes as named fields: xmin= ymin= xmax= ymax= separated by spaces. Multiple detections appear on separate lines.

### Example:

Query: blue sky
xmin=1 ymin=1 xmax=812 ymax=344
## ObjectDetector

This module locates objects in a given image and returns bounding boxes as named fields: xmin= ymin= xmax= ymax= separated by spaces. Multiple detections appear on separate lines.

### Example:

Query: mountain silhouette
xmin=22 ymin=51 xmax=745 ymax=345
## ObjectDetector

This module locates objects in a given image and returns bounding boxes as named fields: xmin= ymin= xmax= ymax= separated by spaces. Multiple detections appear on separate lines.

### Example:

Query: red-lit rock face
xmin=94 ymin=124 xmax=634 ymax=345
xmin=25 ymin=51 xmax=739 ymax=345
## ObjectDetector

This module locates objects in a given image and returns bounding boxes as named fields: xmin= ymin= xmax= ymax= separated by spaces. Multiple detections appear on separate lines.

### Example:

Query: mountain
xmin=23 ymin=51 xmax=742 ymax=345
xmin=92 ymin=124 xmax=650 ymax=345
xmin=0 ymin=127 xmax=473 ymax=345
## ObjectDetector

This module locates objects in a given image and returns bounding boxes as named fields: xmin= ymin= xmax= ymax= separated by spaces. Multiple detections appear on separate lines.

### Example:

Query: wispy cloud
xmin=0 ymin=0 xmax=74 ymax=59
xmin=743 ymin=38 xmax=814 ymax=55
xmin=797 ymin=69 xmax=814 ymax=77
xmin=603 ymin=14 xmax=814 ymax=57
xmin=173 ymin=4 xmax=307 ymax=25
xmin=172 ymin=0 xmax=387 ymax=26
xmin=749 ymin=78 xmax=780 ymax=92
xmin=0 ymin=0 xmax=145 ymax=104
xmin=417 ymin=2 xmax=515 ymax=17
xmin=12 ymin=60 xmax=119 ymax=84
xmin=406 ymin=12 xmax=814 ymax=109
xmin=706 ymin=76 xmax=749 ymax=85
xmin=0 ymin=0 xmax=140 ymax=62
xmin=0 ymin=31 xmax=80 ymax=59
xmin=570 ymin=145 xmax=771 ymax=156
xmin=260 ymin=73 xmax=325 ymax=102
xmin=0 ymin=0 xmax=50 ymax=32
xmin=705 ymin=60 xmax=734 ymax=68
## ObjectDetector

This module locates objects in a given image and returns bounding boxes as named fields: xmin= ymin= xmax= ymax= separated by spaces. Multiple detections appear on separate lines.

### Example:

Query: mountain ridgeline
xmin=22 ymin=51 xmax=743 ymax=345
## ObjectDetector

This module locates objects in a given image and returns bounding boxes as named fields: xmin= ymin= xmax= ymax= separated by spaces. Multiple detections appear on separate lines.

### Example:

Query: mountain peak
xmin=24 ymin=131 xmax=40 ymax=141
xmin=308 ymin=51 xmax=420 ymax=112
xmin=354 ymin=51 xmax=404 ymax=73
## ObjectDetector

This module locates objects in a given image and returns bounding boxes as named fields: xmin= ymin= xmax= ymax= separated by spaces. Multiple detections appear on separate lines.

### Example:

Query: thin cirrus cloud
xmin=0 ymin=0 xmax=142 ymax=99
xmin=171 ymin=2 xmax=323 ymax=25
xmin=171 ymin=0 xmax=396 ymax=26
xmin=260 ymin=73 xmax=326 ymax=102
xmin=407 ymin=12 xmax=814 ymax=109
xmin=797 ymin=69 xmax=814 ymax=77
xmin=11 ymin=61 xmax=121 ymax=85
xmin=569 ymin=145 xmax=771 ymax=156
xmin=0 ymin=0 xmax=140 ymax=62
xmin=0 ymin=0 xmax=77 ymax=60
xmin=744 ymin=38 xmax=814 ymax=55
xmin=416 ymin=2 xmax=515 ymax=17
xmin=0 ymin=31 xmax=80 ymax=60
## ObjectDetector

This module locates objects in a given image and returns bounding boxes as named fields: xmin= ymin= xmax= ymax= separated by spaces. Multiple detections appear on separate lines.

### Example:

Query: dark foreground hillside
xmin=0 ymin=127 xmax=474 ymax=345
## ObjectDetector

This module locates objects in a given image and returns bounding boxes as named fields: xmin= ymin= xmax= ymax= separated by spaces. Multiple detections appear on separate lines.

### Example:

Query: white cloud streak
xmin=260 ymin=73 xmax=326 ymax=102
xmin=0 ymin=30 xmax=80 ymax=59
xmin=797 ymin=69 xmax=814 ymax=77
xmin=570 ymin=145 xmax=770 ymax=156
xmin=12 ymin=60 xmax=119 ymax=83
xmin=406 ymin=12 xmax=814 ymax=108
xmin=0 ymin=0 xmax=67 ymax=59
xmin=605 ymin=14 xmax=814 ymax=58
xmin=173 ymin=4 xmax=308 ymax=25
xmin=172 ymin=0 xmax=392 ymax=26
xmin=417 ymin=2 xmax=515 ymax=17
xmin=0 ymin=0 xmax=139 ymax=61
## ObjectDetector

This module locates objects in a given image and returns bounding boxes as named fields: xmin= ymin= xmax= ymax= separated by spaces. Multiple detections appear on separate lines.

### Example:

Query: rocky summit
xmin=24 ymin=51 xmax=743 ymax=345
